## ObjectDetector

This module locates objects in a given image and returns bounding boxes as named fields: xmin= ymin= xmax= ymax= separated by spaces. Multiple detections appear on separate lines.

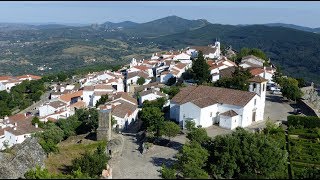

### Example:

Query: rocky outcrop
xmin=301 ymin=83 xmax=320 ymax=112
xmin=106 ymin=135 xmax=123 ymax=158
xmin=0 ymin=137 xmax=46 ymax=179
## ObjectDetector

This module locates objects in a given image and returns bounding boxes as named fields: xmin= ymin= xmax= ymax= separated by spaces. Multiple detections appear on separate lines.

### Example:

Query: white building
xmin=126 ymin=71 xmax=151 ymax=92
xmin=138 ymin=89 xmax=168 ymax=106
xmin=170 ymin=77 xmax=267 ymax=130
xmin=191 ymin=41 xmax=221 ymax=59
xmin=239 ymin=55 xmax=265 ymax=68
xmin=249 ymin=67 xmax=275 ymax=84
xmin=39 ymin=100 xmax=68 ymax=117
xmin=0 ymin=114 xmax=42 ymax=150
xmin=99 ymin=92 xmax=139 ymax=130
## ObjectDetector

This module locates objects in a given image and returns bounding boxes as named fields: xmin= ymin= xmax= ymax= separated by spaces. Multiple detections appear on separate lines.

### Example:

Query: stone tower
xmin=96 ymin=109 xmax=112 ymax=141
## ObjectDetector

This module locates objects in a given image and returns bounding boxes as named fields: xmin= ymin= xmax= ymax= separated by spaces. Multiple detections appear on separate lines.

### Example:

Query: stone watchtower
xmin=96 ymin=109 xmax=112 ymax=141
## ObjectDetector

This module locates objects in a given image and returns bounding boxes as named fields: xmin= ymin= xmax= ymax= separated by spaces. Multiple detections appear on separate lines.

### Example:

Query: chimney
xmin=13 ymin=127 xmax=17 ymax=130
xmin=35 ymin=123 xmax=38 ymax=128
xmin=14 ymin=122 xmax=17 ymax=127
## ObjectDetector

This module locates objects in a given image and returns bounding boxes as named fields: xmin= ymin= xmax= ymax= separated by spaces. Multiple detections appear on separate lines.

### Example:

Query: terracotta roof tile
xmin=172 ymin=85 xmax=256 ymax=107
xmin=112 ymin=92 xmax=137 ymax=105
xmin=248 ymin=76 xmax=268 ymax=83
xmin=220 ymin=110 xmax=238 ymax=117
xmin=70 ymin=101 xmax=86 ymax=108
xmin=249 ymin=68 xmax=265 ymax=76
xmin=111 ymin=100 xmax=137 ymax=118
xmin=133 ymin=65 xmax=149 ymax=71
xmin=5 ymin=116 xmax=42 ymax=136
xmin=83 ymin=86 xmax=95 ymax=91
xmin=0 ymin=76 xmax=13 ymax=81
xmin=190 ymin=46 xmax=217 ymax=55
xmin=59 ymin=90 xmax=83 ymax=102
xmin=127 ymin=71 xmax=149 ymax=79
xmin=174 ymin=62 xmax=188 ymax=70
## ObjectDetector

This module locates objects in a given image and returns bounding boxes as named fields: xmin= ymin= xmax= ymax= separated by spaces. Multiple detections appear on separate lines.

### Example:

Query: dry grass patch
xmin=45 ymin=134 xmax=106 ymax=174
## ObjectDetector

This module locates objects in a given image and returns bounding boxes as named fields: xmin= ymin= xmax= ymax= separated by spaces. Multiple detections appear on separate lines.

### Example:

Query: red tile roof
xmin=5 ymin=116 xmax=42 ymax=136
xmin=133 ymin=65 xmax=149 ymax=71
xmin=249 ymin=68 xmax=265 ymax=76
xmin=174 ymin=62 xmax=188 ymax=70
xmin=248 ymin=76 xmax=268 ymax=83
xmin=0 ymin=76 xmax=12 ymax=81
xmin=59 ymin=90 xmax=83 ymax=102
xmin=172 ymin=85 xmax=256 ymax=107
xmin=220 ymin=110 xmax=238 ymax=117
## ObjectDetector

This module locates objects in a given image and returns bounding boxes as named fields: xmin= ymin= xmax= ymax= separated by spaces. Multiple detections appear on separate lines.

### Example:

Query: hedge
xmin=287 ymin=115 xmax=320 ymax=128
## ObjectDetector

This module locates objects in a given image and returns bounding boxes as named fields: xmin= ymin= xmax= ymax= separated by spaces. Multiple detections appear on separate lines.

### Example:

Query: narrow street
xmin=109 ymin=120 xmax=184 ymax=179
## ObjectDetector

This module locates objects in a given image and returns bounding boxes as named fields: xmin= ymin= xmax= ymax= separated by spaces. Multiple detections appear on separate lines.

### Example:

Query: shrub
xmin=161 ymin=164 xmax=176 ymax=179
xmin=287 ymin=115 xmax=320 ymax=128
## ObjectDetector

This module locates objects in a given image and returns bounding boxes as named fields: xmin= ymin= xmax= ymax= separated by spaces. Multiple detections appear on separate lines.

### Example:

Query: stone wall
xmin=300 ymin=83 xmax=320 ymax=117
xmin=0 ymin=137 xmax=46 ymax=179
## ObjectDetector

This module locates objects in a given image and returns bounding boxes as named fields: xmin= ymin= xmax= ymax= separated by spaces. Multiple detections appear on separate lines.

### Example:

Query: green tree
xmin=31 ymin=117 xmax=45 ymax=128
xmin=24 ymin=165 xmax=52 ymax=179
xmin=162 ymin=121 xmax=180 ymax=142
xmin=166 ymin=76 xmax=177 ymax=86
xmin=140 ymin=107 xmax=165 ymax=138
xmin=56 ymin=115 xmax=82 ymax=139
xmin=143 ymin=97 xmax=166 ymax=109
xmin=161 ymin=164 xmax=176 ymax=179
xmin=37 ymin=123 xmax=64 ymax=144
xmin=186 ymin=127 xmax=210 ymax=145
xmin=175 ymin=141 xmax=209 ymax=179
xmin=278 ymin=77 xmax=302 ymax=101
xmin=0 ymin=100 xmax=11 ymax=118
xmin=161 ymin=86 xmax=181 ymax=99
xmin=76 ymin=108 xmax=99 ymax=133
xmin=71 ymin=144 xmax=109 ymax=178
xmin=95 ymin=94 xmax=109 ymax=108
xmin=296 ymin=77 xmax=306 ymax=88
xmin=207 ymin=128 xmax=288 ymax=179
xmin=35 ymin=122 xmax=64 ymax=153
xmin=191 ymin=51 xmax=210 ymax=84
xmin=137 ymin=77 xmax=146 ymax=85
xmin=185 ymin=119 xmax=196 ymax=131
xmin=214 ymin=67 xmax=252 ymax=91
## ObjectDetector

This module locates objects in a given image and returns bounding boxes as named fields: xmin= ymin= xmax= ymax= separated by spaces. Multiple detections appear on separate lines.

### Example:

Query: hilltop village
xmin=0 ymin=41 xmax=279 ymax=150
xmin=3 ymin=40 xmax=319 ymax=179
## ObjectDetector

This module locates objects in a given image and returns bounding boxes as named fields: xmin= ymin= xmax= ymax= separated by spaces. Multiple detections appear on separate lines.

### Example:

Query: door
xmin=252 ymin=111 xmax=256 ymax=122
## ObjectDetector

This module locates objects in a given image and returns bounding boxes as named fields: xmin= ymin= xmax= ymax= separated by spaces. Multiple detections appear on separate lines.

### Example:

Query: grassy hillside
xmin=120 ymin=15 xmax=210 ymax=37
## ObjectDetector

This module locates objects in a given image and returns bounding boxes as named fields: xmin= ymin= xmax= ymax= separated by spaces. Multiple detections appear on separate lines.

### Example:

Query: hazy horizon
xmin=0 ymin=1 xmax=320 ymax=28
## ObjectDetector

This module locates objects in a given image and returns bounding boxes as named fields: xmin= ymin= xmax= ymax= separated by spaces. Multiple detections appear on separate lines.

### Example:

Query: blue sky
xmin=0 ymin=1 xmax=320 ymax=27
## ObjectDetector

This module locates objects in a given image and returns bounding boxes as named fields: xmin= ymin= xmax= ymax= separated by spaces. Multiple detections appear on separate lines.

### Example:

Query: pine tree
xmin=191 ymin=51 xmax=210 ymax=84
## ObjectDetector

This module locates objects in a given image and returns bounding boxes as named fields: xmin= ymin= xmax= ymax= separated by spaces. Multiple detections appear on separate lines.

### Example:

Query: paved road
xmin=20 ymin=91 xmax=51 ymax=115
xmin=109 ymin=120 xmax=186 ymax=179
xmin=109 ymin=133 xmax=182 ymax=179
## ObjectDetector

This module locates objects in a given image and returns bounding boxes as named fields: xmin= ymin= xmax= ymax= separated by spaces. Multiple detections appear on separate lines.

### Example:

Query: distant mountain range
xmin=0 ymin=15 xmax=319 ymax=84
xmin=263 ymin=23 xmax=320 ymax=33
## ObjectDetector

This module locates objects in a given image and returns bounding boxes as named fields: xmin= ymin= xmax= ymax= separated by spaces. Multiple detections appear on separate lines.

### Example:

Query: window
xmin=254 ymin=99 xmax=257 ymax=106
xmin=210 ymin=112 xmax=212 ymax=117
xmin=263 ymin=84 xmax=265 ymax=91
xmin=253 ymin=83 xmax=257 ymax=89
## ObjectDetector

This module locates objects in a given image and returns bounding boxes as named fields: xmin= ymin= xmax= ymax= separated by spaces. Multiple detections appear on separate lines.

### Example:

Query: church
xmin=169 ymin=76 xmax=267 ymax=130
